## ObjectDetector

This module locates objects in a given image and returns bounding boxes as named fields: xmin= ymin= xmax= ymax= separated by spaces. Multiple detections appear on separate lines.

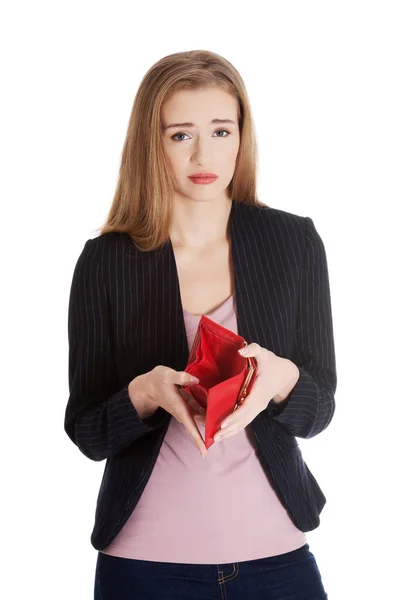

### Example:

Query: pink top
xmin=101 ymin=293 xmax=307 ymax=564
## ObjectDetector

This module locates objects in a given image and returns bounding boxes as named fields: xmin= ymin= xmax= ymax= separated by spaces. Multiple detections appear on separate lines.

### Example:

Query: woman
xmin=65 ymin=49 xmax=336 ymax=599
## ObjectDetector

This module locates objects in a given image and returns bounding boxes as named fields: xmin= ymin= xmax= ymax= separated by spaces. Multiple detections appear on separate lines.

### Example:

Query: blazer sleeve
xmin=266 ymin=216 xmax=337 ymax=438
xmin=64 ymin=239 xmax=169 ymax=461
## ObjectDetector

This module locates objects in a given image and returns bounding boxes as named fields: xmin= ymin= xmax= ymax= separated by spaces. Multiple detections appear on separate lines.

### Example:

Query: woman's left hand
xmin=213 ymin=343 xmax=300 ymax=444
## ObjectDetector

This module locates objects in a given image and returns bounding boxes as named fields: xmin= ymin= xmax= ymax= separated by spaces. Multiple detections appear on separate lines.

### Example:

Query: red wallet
xmin=181 ymin=315 xmax=257 ymax=449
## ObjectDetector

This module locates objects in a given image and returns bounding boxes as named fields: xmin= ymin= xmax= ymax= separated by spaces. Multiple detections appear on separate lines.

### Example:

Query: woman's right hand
xmin=129 ymin=366 xmax=208 ymax=457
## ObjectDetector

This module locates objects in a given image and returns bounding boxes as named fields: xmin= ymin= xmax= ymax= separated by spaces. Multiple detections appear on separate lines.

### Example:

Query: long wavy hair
xmin=97 ymin=49 xmax=267 ymax=252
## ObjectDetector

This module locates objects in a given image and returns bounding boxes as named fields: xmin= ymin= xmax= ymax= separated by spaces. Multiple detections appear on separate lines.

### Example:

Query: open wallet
xmin=180 ymin=315 xmax=257 ymax=449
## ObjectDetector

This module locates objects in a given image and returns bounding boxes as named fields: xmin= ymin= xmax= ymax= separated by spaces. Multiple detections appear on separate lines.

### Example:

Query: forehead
xmin=161 ymin=87 xmax=238 ymax=124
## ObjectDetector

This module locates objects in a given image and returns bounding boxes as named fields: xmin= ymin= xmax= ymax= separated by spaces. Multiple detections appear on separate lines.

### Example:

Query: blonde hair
xmin=97 ymin=49 xmax=267 ymax=252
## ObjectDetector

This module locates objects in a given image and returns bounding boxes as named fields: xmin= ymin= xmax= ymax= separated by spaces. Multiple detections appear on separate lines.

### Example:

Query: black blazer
xmin=64 ymin=200 xmax=337 ymax=551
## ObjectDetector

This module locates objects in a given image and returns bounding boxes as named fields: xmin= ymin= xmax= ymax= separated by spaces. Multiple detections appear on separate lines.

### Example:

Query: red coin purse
xmin=181 ymin=315 xmax=257 ymax=449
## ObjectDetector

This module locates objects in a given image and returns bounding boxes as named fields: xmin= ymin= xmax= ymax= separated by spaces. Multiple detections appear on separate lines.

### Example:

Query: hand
xmin=178 ymin=387 xmax=207 ymax=426
xmin=212 ymin=343 xmax=300 ymax=444
xmin=129 ymin=366 xmax=208 ymax=457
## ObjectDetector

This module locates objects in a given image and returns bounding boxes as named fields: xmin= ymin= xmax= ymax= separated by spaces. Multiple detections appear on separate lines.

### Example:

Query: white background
xmin=1 ymin=1 xmax=399 ymax=598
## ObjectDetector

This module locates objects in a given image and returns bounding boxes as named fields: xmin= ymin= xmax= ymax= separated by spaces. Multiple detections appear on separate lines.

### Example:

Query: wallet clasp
xmin=234 ymin=341 xmax=256 ymax=410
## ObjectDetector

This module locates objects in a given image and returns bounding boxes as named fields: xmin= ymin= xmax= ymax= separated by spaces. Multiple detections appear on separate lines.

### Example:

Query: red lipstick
xmin=188 ymin=173 xmax=218 ymax=185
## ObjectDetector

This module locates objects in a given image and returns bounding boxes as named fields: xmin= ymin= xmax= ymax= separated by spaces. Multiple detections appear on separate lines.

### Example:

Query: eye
xmin=171 ymin=129 xmax=231 ymax=142
xmin=214 ymin=129 xmax=230 ymax=138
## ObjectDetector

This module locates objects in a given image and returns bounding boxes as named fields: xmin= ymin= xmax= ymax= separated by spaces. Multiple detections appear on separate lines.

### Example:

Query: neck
xmin=169 ymin=196 xmax=233 ymax=251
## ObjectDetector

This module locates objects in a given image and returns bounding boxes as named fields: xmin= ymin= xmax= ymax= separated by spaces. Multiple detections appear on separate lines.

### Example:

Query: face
xmin=161 ymin=86 xmax=240 ymax=205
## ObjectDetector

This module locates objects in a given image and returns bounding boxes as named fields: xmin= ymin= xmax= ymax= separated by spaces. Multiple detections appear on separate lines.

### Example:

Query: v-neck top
xmin=101 ymin=292 xmax=307 ymax=564
xmin=182 ymin=292 xmax=235 ymax=317
xmin=182 ymin=293 xmax=236 ymax=349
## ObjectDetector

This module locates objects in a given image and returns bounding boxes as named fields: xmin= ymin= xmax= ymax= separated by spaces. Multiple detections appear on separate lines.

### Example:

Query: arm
xmin=64 ymin=239 xmax=169 ymax=462
xmin=266 ymin=216 xmax=337 ymax=438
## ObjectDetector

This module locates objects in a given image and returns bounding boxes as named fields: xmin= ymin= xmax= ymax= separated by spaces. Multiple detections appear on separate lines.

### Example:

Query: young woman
xmin=65 ymin=49 xmax=336 ymax=599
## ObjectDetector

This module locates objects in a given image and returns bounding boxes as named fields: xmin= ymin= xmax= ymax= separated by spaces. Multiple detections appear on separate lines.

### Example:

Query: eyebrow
xmin=162 ymin=118 xmax=237 ymax=131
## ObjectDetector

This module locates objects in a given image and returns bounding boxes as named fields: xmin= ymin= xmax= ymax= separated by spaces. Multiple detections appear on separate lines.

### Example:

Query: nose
xmin=191 ymin=136 xmax=212 ymax=165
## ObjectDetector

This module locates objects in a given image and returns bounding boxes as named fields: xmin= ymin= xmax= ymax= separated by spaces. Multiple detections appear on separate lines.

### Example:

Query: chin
xmin=189 ymin=195 xmax=221 ymax=203
xmin=187 ymin=184 xmax=226 ymax=197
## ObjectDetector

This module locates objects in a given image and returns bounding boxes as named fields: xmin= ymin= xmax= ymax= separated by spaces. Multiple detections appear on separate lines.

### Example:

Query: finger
xmin=216 ymin=403 xmax=252 ymax=435
xmin=173 ymin=389 xmax=208 ymax=457
xmin=187 ymin=399 xmax=206 ymax=415
xmin=178 ymin=388 xmax=206 ymax=416
xmin=161 ymin=367 xmax=199 ymax=388
xmin=176 ymin=370 xmax=200 ymax=387
xmin=183 ymin=411 xmax=208 ymax=456
xmin=215 ymin=427 xmax=241 ymax=442
xmin=194 ymin=413 xmax=206 ymax=426
xmin=238 ymin=342 xmax=266 ymax=359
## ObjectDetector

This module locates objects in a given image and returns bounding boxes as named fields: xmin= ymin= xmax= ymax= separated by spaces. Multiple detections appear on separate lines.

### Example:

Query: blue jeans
xmin=94 ymin=543 xmax=328 ymax=599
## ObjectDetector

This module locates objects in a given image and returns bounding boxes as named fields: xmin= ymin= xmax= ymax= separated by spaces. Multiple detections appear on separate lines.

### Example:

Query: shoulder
xmin=72 ymin=232 xmax=137 ymax=281
xmin=247 ymin=202 xmax=305 ymax=225
xmin=237 ymin=202 xmax=307 ymax=242
xmin=245 ymin=204 xmax=328 ymax=262
xmin=80 ymin=231 xmax=137 ymax=259
xmin=86 ymin=231 xmax=135 ymax=253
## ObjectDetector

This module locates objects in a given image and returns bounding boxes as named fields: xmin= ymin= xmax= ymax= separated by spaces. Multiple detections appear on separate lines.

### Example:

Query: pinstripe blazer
xmin=64 ymin=200 xmax=337 ymax=551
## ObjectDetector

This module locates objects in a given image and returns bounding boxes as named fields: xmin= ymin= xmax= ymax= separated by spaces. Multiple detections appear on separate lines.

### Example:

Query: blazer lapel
xmin=230 ymin=201 xmax=291 ymax=358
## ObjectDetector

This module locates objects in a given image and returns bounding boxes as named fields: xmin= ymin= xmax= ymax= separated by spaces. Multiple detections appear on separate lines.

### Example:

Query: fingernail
xmin=189 ymin=376 xmax=200 ymax=384
xmin=214 ymin=435 xmax=223 ymax=443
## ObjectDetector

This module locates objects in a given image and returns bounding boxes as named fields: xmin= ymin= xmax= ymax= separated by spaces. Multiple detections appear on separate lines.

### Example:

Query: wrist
xmin=128 ymin=377 xmax=158 ymax=420
xmin=273 ymin=361 xmax=300 ymax=404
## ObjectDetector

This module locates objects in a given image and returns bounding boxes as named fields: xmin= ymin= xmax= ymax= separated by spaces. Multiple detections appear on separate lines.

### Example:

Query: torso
xmin=172 ymin=237 xmax=235 ymax=316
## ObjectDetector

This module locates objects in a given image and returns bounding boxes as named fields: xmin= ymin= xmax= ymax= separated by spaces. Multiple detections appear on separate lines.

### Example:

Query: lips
xmin=188 ymin=175 xmax=218 ymax=185
xmin=189 ymin=173 xmax=218 ymax=178
xmin=188 ymin=173 xmax=218 ymax=185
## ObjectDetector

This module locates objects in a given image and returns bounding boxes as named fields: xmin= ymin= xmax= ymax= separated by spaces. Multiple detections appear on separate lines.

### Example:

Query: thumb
xmin=238 ymin=346 xmax=250 ymax=355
